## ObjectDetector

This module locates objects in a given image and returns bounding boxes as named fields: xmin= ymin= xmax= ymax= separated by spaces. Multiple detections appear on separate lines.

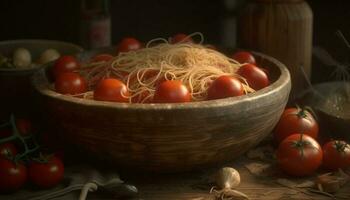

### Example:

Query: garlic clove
xmin=37 ymin=49 xmax=60 ymax=65
xmin=13 ymin=48 xmax=32 ymax=68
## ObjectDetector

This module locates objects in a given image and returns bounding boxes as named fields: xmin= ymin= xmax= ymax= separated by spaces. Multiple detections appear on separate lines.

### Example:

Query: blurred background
xmin=1 ymin=0 xmax=349 ymax=90
xmin=0 ymin=0 xmax=349 ymax=49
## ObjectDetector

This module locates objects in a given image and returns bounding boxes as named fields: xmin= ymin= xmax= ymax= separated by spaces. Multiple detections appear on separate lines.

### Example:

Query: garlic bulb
xmin=37 ymin=49 xmax=60 ymax=64
xmin=211 ymin=167 xmax=249 ymax=200
xmin=13 ymin=48 xmax=31 ymax=68
xmin=215 ymin=167 xmax=241 ymax=189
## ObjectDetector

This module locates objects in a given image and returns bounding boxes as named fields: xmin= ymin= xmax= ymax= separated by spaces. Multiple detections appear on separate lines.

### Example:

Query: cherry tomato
xmin=29 ymin=155 xmax=64 ymax=189
xmin=237 ymin=64 xmax=270 ymax=90
xmin=0 ymin=159 xmax=27 ymax=193
xmin=94 ymin=78 xmax=130 ymax=102
xmin=0 ymin=143 xmax=17 ymax=158
xmin=153 ymin=80 xmax=191 ymax=103
xmin=170 ymin=33 xmax=193 ymax=44
xmin=322 ymin=140 xmax=350 ymax=170
xmin=207 ymin=75 xmax=244 ymax=100
xmin=117 ymin=37 xmax=142 ymax=53
xmin=232 ymin=51 xmax=256 ymax=65
xmin=55 ymin=72 xmax=87 ymax=95
xmin=52 ymin=55 xmax=80 ymax=78
xmin=277 ymin=134 xmax=323 ymax=177
xmin=16 ymin=118 xmax=32 ymax=136
xmin=273 ymin=107 xmax=319 ymax=144
xmin=91 ymin=54 xmax=113 ymax=63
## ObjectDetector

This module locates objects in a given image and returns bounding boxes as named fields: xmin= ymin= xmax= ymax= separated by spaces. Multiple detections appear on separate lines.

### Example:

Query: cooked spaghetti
xmin=80 ymin=36 xmax=254 ymax=103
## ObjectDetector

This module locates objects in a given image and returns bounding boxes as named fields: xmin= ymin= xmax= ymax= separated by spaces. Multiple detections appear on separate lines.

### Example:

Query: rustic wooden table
xmin=88 ymin=153 xmax=350 ymax=200
xmin=1 ymin=147 xmax=349 ymax=200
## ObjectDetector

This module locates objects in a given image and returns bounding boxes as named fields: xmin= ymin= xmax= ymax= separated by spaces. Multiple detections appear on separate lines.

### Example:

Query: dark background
xmin=0 ymin=0 xmax=349 ymax=50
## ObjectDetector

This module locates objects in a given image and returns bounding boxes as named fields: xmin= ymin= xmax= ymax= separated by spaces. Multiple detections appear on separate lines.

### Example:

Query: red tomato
xmin=117 ymin=37 xmax=142 ymax=53
xmin=0 ymin=143 xmax=17 ymax=158
xmin=91 ymin=54 xmax=113 ymax=63
xmin=153 ymin=80 xmax=191 ymax=103
xmin=274 ymin=107 xmax=319 ymax=144
xmin=94 ymin=78 xmax=130 ymax=102
xmin=237 ymin=64 xmax=270 ymax=90
xmin=55 ymin=72 xmax=87 ymax=95
xmin=16 ymin=118 xmax=32 ymax=136
xmin=232 ymin=51 xmax=256 ymax=65
xmin=277 ymin=134 xmax=323 ymax=177
xmin=29 ymin=155 xmax=64 ymax=188
xmin=0 ymin=159 xmax=27 ymax=193
xmin=52 ymin=56 xmax=80 ymax=78
xmin=207 ymin=75 xmax=244 ymax=100
xmin=322 ymin=140 xmax=350 ymax=170
xmin=170 ymin=33 xmax=193 ymax=44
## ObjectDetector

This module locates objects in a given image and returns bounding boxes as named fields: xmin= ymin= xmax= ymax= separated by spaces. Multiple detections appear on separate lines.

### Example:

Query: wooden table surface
xmin=88 ymin=153 xmax=350 ymax=200
xmin=2 ymin=145 xmax=349 ymax=200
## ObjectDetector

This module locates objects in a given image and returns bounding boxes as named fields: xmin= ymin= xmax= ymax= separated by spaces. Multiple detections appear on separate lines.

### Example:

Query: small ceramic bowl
xmin=0 ymin=39 xmax=83 ymax=118
xmin=297 ymin=81 xmax=350 ymax=143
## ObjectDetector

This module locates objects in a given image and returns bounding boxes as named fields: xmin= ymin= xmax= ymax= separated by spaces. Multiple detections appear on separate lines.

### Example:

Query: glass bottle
xmin=80 ymin=0 xmax=111 ymax=49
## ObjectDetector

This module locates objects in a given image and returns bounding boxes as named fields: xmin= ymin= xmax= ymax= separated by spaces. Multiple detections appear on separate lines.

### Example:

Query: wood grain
xmin=32 ymin=52 xmax=291 ymax=173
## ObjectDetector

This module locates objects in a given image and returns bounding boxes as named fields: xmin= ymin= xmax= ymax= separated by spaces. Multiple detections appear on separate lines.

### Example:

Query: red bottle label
xmin=81 ymin=17 xmax=111 ymax=49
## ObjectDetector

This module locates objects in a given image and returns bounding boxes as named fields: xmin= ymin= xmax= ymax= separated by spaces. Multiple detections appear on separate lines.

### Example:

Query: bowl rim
xmin=0 ymin=39 xmax=83 ymax=73
xmin=32 ymin=51 xmax=291 ymax=111
xmin=298 ymin=81 xmax=350 ymax=120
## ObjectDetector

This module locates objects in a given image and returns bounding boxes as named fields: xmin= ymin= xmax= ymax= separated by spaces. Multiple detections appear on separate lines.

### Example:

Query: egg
xmin=13 ymin=48 xmax=32 ymax=68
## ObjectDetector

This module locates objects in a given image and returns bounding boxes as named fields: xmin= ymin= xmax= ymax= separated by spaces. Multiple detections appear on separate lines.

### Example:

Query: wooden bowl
xmin=0 ymin=40 xmax=83 ymax=118
xmin=32 ymin=51 xmax=291 ymax=172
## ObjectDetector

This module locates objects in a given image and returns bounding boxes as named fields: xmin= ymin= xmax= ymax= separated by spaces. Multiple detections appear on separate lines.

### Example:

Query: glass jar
xmin=238 ymin=0 xmax=313 ymax=101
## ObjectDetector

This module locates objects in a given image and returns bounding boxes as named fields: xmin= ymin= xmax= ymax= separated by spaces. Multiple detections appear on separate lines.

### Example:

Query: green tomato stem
xmin=0 ymin=135 xmax=17 ymax=143
xmin=0 ymin=114 xmax=40 ymax=162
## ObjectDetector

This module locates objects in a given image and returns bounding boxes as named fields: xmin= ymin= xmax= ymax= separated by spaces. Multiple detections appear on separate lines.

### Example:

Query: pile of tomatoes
xmin=273 ymin=107 xmax=350 ymax=177
xmin=0 ymin=117 xmax=64 ymax=193
xmin=53 ymin=33 xmax=270 ymax=103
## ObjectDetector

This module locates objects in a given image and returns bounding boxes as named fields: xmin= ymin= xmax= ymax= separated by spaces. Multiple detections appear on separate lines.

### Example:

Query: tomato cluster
xmin=0 ymin=155 xmax=64 ymax=193
xmin=274 ymin=107 xmax=350 ymax=177
xmin=0 ymin=117 xmax=64 ymax=193
xmin=0 ymin=118 xmax=33 ymax=160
